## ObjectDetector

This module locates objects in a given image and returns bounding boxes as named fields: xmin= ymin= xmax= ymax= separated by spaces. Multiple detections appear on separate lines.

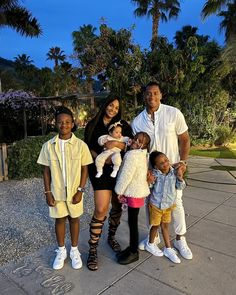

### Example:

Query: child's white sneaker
xmin=145 ymin=242 xmax=163 ymax=257
xmin=163 ymin=247 xmax=181 ymax=264
xmin=70 ymin=248 xmax=82 ymax=269
xmin=53 ymin=248 xmax=67 ymax=270
xmin=139 ymin=235 xmax=161 ymax=250
xmin=110 ymin=170 xmax=118 ymax=178
xmin=95 ymin=172 xmax=103 ymax=178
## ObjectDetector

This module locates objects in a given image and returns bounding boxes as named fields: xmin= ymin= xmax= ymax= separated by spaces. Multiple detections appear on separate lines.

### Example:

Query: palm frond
xmin=2 ymin=6 xmax=42 ymax=37
xmin=201 ymin=0 xmax=230 ymax=19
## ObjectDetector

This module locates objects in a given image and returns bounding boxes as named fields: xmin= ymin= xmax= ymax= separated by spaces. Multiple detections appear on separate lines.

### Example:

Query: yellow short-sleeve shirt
xmin=37 ymin=133 xmax=93 ymax=202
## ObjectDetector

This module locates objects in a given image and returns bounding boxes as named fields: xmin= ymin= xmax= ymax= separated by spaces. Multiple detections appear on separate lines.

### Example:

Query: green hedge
xmin=8 ymin=128 xmax=85 ymax=179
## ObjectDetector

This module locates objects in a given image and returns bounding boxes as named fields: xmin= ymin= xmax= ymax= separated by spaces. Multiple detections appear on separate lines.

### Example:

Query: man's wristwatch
xmin=77 ymin=187 xmax=85 ymax=193
xmin=179 ymin=160 xmax=187 ymax=166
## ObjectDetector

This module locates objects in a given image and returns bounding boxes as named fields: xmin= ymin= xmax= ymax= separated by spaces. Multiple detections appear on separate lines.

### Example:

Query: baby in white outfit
xmin=95 ymin=122 xmax=130 ymax=178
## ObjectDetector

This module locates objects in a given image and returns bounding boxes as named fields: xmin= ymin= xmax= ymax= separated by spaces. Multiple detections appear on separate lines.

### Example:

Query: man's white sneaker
xmin=173 ymin=236 xmax=193 ymax=260
xmin=163 ymin=247 xmax=181 ymax=264
xmin=145 ymin=242 xmax=163 ymax=257
xmin=53 ymin=248 xmax=67 ymax=270
xmin=70 ymin=248 xmax=82 ymax=269
xmin=139 ymin=235 xmax=161 ymax=251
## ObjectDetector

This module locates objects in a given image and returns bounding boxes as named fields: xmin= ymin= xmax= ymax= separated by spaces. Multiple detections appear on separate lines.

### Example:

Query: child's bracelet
xmin=44 ymin=191 xmax=51 ymax=194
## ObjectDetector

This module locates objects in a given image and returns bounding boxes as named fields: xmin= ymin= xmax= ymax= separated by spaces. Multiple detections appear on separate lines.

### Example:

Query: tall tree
xmin=46 ymin=47 xmax=66 ymax=70
xmin=201 ymin=0 xmax=233 ymax=19
xmin=72 ymin=24 xmax=97 ymax=54
xmin=174 ymin=25 xmax=209 ymax=50
xmin=72 ymin=25 xmax=97 ymax=95
xmin=219 ymin=0 xmax=236 ymax=42
xmin=14 ymin=54 xmax=33 ymax=67
xmin=202 ymin=0 xmax=235 ymax=42
xmin=131 ymin=0 xmax=180 ymax=50
xmin=0 ymin=0 xmax=42 ymax=37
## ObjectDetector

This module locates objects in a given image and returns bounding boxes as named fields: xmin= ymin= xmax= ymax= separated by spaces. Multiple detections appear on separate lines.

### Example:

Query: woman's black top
xmin=84 ymin=117 xmax=133 ymax=191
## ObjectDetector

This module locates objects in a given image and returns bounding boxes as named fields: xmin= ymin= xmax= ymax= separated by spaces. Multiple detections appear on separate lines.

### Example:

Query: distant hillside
xmin=0 ymin=57 xmax=15 ymax=70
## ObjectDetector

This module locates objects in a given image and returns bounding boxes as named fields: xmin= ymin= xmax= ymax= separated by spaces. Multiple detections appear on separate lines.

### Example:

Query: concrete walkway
xmin=1 ymin=156 xmax=236 ymax=295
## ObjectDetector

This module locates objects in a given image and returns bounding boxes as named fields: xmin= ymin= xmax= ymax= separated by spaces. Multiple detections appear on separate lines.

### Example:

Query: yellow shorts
xmin=49 ymin=197 xmax=83 ymax=219
xmin=149 ymin=203 xmax=174 ymax=226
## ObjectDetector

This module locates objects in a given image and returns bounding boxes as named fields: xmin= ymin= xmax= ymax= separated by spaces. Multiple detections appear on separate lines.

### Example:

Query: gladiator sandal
xmin=108 ymin=207 xmax=122 ymax=252
xmin=87 ymin=216 xmax=106 ymax=271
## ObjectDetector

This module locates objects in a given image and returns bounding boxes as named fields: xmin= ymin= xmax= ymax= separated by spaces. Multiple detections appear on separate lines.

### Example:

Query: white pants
xmin=95 ymin=150 xmax=122 ymax=173
xmin=146 ymin=190 xmax=186 ymax=236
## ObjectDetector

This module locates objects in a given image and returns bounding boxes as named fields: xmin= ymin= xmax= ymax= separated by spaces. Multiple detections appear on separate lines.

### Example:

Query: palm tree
xmin=14 ymin=53 xmax=34 ymax=78
xmin=14 ymin=53 xmax=33 ymax=66
xmin=46 ymin=47 xmax=66 ymax=70
xmin=72 ymin=24 xmax=97 ymax=54
xmin=131 ymin=0 xmax=180 ymax=50
xmin=219 ymin=1 xmax=236 ymax=69
xmin=201 ymin=0 xmax=233 ymax=19
xmin=174 ymin=25 xmax=210 ymax=54
xmin=219 ymin=1 xmax=236 ymax=42
xmin=72 ymin=25 xmax=97 ymax=97
xmin=0 ymin=0 xmax=42 ymax=37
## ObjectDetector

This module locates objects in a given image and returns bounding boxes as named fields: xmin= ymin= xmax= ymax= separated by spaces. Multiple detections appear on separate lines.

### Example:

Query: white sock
xmin=71 ymin=246 xmax=78 ymax=252
xmin=58 ymin=246 xmax=65 ymax=251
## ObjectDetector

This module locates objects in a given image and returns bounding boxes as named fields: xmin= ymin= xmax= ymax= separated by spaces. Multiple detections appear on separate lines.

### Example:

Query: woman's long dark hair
xmin=84 ymin=93 xmax=122 ymax=146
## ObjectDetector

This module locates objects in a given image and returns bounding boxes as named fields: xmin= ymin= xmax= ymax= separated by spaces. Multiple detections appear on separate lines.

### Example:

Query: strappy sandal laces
xmin=108 ymin=236 xmax=121 ymax=252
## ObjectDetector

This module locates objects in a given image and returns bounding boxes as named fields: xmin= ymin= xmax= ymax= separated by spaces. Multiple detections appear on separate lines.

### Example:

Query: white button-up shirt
xmin=131 ymin=103 xmax=188 ymax=164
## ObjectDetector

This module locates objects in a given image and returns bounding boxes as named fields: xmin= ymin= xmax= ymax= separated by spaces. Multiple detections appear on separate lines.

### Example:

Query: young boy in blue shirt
xmin=145 ymin=151 xmax=186 ymax=264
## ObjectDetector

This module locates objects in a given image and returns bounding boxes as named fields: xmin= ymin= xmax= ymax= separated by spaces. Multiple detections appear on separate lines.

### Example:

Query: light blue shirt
xmin=150 ymin=167 xmax=186 ymax=209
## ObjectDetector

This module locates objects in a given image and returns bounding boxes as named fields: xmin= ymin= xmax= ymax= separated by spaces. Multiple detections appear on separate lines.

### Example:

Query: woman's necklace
xmin=103 ymin=117 xmax=111 ymax=126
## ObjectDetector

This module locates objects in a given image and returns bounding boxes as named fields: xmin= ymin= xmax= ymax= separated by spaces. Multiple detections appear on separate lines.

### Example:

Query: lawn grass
xmin=190 ymin=143 xmax=236 ymax=159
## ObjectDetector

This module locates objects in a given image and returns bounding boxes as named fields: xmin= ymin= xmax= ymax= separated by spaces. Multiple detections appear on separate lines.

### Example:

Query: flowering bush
xmin=0 ymin=90 xmax=41 ymax=142
xmin=0 ymin=90 xmax=40 ymax=117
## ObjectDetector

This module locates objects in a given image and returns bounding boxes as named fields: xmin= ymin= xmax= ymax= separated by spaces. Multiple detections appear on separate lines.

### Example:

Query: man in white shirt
xmin=131 ymin=81 xmax=193 ymax=260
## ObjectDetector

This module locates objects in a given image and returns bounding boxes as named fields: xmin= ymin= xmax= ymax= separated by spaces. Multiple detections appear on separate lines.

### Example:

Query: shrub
xmin=214 ymin=125 xmax=235 ymax=146
xmin=8 ymin=128 xmax=85 ymax=179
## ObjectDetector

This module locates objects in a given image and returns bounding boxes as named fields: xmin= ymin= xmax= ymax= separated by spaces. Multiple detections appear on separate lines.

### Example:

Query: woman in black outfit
xmin=84 ymin=94 xmax=133 ymax=271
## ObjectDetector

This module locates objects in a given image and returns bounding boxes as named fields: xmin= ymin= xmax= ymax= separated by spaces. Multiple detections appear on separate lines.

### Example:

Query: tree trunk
xmin=151 ymin=12 xmax=160 ymax=51
xmin=23 ymin=104 xmax=27 ymax=139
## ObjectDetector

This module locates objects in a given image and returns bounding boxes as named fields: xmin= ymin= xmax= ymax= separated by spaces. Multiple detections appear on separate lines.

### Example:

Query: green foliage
xmin=8 ymin=129 xmax=85 ymax=179
xmin=8 ymin=134 xmax=54 ymax=179
xmin=214 ymin=125 xmax=236 ymax=145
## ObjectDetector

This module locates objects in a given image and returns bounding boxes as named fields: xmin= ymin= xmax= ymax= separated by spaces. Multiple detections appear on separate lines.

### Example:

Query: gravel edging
xmin=0 ymin=178 xmax=94 ymax=266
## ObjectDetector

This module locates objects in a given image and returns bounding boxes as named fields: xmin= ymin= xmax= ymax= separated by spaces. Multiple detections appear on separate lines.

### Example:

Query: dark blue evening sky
xmin=0 ymin=0 xmax=225 ymax=68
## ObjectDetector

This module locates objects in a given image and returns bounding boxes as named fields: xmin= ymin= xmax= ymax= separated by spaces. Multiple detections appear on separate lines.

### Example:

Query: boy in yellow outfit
xmin=37 ymin=106 xmax=93 ymax=270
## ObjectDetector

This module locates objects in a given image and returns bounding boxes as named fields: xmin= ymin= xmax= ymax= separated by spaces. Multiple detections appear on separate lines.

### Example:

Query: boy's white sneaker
xmin=173 ymin=236 xmax=193 ymax=260
xmin=95 ymin=172 xmax=103 ymax=178
xmin=110 ymin=170 xmax=118 ymax=178
xmin=163 ymin=247 xmax=181 ymax=264
xmin=53 ymin=248 xmax=67 ymax=270
xmin=139 ymin=235 xmax=161 ymax=251
xmin=145 ymin=242 xmax=163 ymax=257
xmin=70 ymin=248 xmax=82 ymax=269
